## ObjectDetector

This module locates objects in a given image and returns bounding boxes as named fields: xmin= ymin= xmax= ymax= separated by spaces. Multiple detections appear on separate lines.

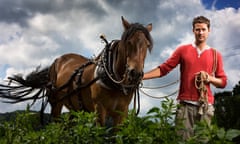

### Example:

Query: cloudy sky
xmin=0 ymin=0 xmax=239 ymax=115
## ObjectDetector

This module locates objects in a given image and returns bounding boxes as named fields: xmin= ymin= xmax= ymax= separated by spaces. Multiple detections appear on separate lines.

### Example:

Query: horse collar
xmin=94 ymin=40 xmax=134 ymax=94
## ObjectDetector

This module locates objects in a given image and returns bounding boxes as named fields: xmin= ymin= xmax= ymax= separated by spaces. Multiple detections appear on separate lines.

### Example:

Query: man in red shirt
xmin=143 ymin=16 xmax=227 ymax=140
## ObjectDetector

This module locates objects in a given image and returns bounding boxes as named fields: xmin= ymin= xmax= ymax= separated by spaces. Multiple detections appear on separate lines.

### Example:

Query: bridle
xmin=95 ymin=35 xmax=142 ymax=95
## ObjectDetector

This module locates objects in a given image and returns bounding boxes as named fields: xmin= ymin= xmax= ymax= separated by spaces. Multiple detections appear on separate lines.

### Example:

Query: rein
xmin=140 ymin=80 xmax=179 ymax=99
xmin=133 ymin=87 xmax=140 ymax=115
xmin=140 ymin=88 xmax=179 ymax=99
xmin=141 ymin=80 xmax=179 ymax=89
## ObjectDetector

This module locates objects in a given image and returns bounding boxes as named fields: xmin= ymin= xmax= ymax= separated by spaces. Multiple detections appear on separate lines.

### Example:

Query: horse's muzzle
xmin=127 ymin=69 xmax=143 ymax=84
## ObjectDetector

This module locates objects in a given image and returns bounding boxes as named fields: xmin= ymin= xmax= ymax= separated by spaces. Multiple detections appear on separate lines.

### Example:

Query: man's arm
xmin=208 ymin=74 xmax=224 ymax=88
xmin=143 ymin=67 xmax=161 ymax=80
xmin=199 ymin=71 xmax=225 ymax=88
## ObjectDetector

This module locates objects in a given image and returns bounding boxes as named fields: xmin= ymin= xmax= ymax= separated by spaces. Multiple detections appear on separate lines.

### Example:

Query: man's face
xmin=193 ymin=23 xmax=210 ymax=43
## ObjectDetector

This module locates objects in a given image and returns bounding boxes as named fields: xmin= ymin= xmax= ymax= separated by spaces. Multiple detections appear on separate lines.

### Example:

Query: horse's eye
xmin=127 ymin=40 xmax=133 ymax=46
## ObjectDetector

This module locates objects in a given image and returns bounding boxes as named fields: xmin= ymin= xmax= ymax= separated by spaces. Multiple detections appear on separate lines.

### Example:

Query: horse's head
xmin=115 ymin=16 xmax=153 ymax=86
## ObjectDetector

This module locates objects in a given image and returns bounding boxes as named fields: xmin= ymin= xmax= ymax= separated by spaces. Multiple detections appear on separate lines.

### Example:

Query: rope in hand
xmin=195 ymin=71 xmax=209 ymax=115
xmin=195 ymin=48 xmax=217 ymax=115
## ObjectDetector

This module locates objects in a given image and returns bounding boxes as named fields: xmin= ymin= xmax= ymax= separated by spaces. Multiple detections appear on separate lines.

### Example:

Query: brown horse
xmin=0 ymin=16 xmax=153 ymax=126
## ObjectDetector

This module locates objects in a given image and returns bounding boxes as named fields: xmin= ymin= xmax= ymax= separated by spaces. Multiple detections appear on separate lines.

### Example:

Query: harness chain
xmin=195 ymin=48 xmax=217 ymax=115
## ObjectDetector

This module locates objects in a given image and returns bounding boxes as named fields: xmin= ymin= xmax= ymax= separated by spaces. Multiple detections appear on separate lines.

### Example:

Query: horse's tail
xmin=0 ymin=66 xmax=50 ymax=105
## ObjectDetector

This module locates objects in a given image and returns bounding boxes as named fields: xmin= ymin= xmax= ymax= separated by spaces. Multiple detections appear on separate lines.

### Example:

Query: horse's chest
xmin=91 ymin=84 xmax=129 ymax=106
xmin=94 ymin=65 xmax=120 ymax=90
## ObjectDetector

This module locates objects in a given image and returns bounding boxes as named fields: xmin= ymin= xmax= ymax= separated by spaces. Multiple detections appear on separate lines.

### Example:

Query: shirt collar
xmin=192 ymin=42 xmax=211 ymax=56
xmin=192 ymin=42 xmax=210 ymax=50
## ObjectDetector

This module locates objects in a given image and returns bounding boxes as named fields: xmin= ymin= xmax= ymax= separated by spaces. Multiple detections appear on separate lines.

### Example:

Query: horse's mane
xmin=121 ymin=23 xmax=153 ymax=52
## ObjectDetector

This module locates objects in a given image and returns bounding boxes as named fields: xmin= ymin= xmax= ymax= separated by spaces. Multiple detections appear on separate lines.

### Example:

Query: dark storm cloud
xmin=0 ymin=0 xmax=31 ymax=26
xmin=106 ymin=0 xmax=160 ymax=23
xmin=0 ymin=0 xmax=107 ymax=27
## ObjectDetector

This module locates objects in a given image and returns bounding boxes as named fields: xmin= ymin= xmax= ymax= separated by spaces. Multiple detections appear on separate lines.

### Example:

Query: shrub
xmin=1 ymin=98 xmax=240 ymax=144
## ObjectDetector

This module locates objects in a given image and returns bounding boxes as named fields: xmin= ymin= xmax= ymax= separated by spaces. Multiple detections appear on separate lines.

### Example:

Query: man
xmin=143 ymin=16 xmax=227 ymax=140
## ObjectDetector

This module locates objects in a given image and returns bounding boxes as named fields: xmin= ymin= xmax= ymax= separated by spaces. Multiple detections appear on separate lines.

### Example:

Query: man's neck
xmin=195 ymin=41 xmax=207 ymax=51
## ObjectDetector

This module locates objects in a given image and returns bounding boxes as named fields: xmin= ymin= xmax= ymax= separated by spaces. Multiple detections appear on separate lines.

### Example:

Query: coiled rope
xmin=195 ymin=72 xmax=208 ymax=115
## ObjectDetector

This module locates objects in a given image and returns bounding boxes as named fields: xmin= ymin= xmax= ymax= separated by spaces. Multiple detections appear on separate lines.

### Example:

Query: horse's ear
xmin=146 ymin=23 xmax=152 ymax=32
xmin=121 ymin=16 xmax=130 ymax=30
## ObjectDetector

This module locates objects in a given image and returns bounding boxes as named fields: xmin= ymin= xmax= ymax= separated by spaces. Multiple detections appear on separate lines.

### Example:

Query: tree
xmin=233 ymin=81 xmax=240 ymax=96
xmin=214 ymin=81 xmax=240 ymax=143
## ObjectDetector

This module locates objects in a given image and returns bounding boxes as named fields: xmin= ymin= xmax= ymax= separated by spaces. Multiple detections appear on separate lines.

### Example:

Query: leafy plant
xmin=115 ymin=98 xmax=180 ymax=144
xmin=1 ymin=96 xmax=240 ymax=144
xmin=186 ymin=120 xmax=240 ymax=144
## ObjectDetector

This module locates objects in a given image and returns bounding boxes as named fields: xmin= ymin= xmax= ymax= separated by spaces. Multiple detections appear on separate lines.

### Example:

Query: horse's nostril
xmin=128 ymin=69 xmax=143 ymax=82
xmin=129 ymin=69 xmax=137 ymax=78
xmin=129 ymin=69 xmax=135 ymax=76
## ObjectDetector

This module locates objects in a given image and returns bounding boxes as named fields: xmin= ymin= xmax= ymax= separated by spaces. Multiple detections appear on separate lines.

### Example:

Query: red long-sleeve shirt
xmin=159 ymin=44 xmax=227 ymax=104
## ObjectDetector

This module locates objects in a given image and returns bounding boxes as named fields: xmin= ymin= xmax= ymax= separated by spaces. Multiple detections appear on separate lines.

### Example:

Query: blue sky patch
xmin=202 ymin=0 xmax=240 ymax=10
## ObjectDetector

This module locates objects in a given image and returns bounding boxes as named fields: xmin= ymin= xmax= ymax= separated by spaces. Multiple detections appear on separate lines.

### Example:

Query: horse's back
xmin=50 ymin=53 xmax=89 ymax=88
xmin=56 ymin=53 xmax=88 ymax=67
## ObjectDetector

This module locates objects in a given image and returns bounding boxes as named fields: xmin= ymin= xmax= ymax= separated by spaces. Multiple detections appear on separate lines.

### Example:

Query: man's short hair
xmin=192 ymin=16 xmax=210 ymax=29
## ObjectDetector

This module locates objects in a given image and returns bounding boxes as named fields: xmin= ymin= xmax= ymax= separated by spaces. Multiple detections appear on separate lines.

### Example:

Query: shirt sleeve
xmin=159 ymin=47 xmax=181 ymax=76
xmin=214 ymin=51 xmax=227 ymax=88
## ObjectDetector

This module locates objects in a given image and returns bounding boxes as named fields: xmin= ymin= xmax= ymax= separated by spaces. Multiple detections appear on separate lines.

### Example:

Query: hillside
xmin=0 ymin=110 xmax=51 ymax=125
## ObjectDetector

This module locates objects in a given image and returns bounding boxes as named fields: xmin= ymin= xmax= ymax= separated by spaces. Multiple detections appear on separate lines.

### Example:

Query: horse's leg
xmin=94 ymin=103 xmax=107 ymax=126
xmin=63 ymin=94 xmax=84 ymax=121
xmin=50 ymin=102 xmax=63 ymax=122
xmin=112 ymin=106 xmax=129 ymax=126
